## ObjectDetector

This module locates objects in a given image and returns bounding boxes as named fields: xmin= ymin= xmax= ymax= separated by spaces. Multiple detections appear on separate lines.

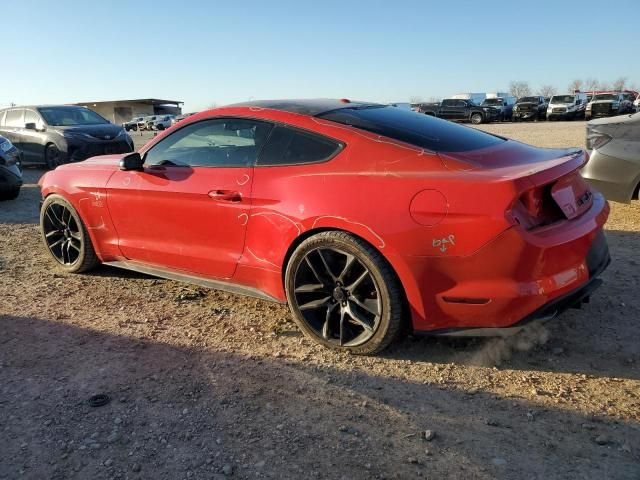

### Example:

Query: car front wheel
xmin=285 ymin=231 xmax=404 ymax=354
xmin=40 ymin=195 xmax=100 ymax=273
xmin=45 ymin=144 xmax=65 ymax=170
xmin=470 ymin=113 xmax=483 ymax=124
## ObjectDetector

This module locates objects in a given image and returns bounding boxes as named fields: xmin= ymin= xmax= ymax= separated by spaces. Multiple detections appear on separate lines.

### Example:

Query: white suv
xmin=151 ymin=115 xmax=175 ymax=130
xmin=546 ymin=93 xmax=588 ymax=120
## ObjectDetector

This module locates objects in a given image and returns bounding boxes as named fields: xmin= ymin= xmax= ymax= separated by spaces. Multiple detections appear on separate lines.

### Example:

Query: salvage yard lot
xmin=1 ymin=122 xmax=639 ymax=479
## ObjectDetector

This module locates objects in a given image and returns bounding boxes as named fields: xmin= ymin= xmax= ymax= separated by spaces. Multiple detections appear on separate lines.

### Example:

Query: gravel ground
xmin=1 ymin=123 xmax=639 ymax=480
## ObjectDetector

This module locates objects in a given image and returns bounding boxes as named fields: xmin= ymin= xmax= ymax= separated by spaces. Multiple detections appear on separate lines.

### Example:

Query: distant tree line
xmin=410 ymin=77 xmax=638 ymax=104
xmin=508 ymin=77 xmax=638 ymax=99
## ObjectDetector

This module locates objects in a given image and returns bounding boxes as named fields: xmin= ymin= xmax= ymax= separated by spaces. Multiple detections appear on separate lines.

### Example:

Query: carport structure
xmin=73 ymin=99 xmax=183 ymax=125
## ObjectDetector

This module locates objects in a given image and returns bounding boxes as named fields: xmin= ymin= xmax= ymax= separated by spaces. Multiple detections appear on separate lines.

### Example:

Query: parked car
xmin=152 ymin=115 xmax=175 ymax=130
xmin=0 ymin=134 xmax=22 ymax=200
xmin=581 ymin=113 xmax=640 ymax=203
xmin=172 ymin=112 xmax=197 ymax=126
xmin=418 ymin=98 xmax=499 ymax=124
xmin=136 ymin=116 xmax=154 ymax=131
xmin=633 ymin=95 xmax=640 ymax=113
xmin=546 ymin=93 xmax=588 ymax=120
xmin=480 ymin=97 xmax=514 ymax=121
xmin=0 ymin=105 xmax=134 ymax=169
xmin=123 ymin=117 xmax=146 ymax=132
xmin=143 ymin=116 xmax=161 ymax=131
xmin=585 ymin=93 xmax=634 ymax=120
xmin=451 ymin=93 xmax=487 ymax=104
xmin=38 ymin=99 xmax=610 ymax=354
xmin=512 ymin=96 xmax=548 ymax=121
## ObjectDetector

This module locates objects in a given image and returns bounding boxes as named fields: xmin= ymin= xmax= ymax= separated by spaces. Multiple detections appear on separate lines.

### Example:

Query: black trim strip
xmin=103 ymin=260 xmax=285 ymax=304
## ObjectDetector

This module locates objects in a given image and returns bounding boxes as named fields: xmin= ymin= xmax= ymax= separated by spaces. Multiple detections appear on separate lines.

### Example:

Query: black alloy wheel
xmin=40 ymin=195 xmax=99 ymax=273
xmin=285 ymin=231 xmax=403 ymax=354
xmin=45 ymin=144 xmax=64 ymax=170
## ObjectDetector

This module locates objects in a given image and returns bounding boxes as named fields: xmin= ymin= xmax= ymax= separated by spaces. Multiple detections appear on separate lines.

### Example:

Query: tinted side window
xmin=257 ymin=126 xmax=341 ymax=166
xmin=441 ymin=99 xmax=456 ymax=107
xmin=145 ymin=118 xmax=273 ymax=167
xmin=5 ymin=109 xmax=24 ymax=128
xmin=318 ymin=105 xmax=505 ymax=153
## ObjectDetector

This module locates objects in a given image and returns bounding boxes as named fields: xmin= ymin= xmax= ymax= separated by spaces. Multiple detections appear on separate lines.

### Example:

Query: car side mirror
xmin=119 ymin=152 xmax=144 ymax=171
xmin=25 ymin=122 xmax=37 ymax=130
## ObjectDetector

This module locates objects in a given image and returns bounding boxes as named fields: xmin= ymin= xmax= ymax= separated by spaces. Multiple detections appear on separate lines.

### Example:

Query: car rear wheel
xmin=40 ymin=195 xmax=100 ymax=273
xmin=470 ymin=113 xmax=483 ymax=124
xmin=45 ymin=144 xmax=64 ymax=170
xmin=285 ymin=231 xmax=404 ymax=354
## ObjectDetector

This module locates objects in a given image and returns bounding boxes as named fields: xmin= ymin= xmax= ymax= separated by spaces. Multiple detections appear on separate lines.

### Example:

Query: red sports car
xmin=38 ymin=99 xmax=610 ymax=354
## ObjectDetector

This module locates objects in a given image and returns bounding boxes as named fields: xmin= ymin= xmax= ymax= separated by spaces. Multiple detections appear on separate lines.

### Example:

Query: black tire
xmin=45 ymin=144 xmax=65 ymax=170
xmin=132 ymin=125 xmax=138 ymax=131
xmin=40 ymin=194 xmax=100 ymax=273
xmin=470 ymin=112 xmax=483 ymax=125
xmin=0 ymin=186 xmax=20 ymax=201
xmin=285 ymin=231 xmax=404 ymax=354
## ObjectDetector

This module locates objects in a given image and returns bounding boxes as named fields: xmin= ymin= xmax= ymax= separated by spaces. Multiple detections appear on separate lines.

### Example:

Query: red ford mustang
xmin=39 ymin=99 xmax=610 ymax=354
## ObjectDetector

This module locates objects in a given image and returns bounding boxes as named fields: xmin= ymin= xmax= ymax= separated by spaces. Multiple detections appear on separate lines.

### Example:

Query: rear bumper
xmin=407 ymin=192 xmax=610 ymax=333
xmin=0 ymin=165 xmax=23 ymax=190
xmin=419 ymin=231 xmax=610 ymax=336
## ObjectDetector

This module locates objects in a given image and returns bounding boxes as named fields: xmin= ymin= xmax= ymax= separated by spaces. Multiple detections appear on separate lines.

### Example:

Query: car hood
xmin=52 ymin=124 xmax=124 ymax=139
xmin=53 ymin=154 xmax=127 ymax=173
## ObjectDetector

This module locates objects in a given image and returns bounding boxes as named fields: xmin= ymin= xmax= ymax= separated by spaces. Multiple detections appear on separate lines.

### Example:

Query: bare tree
xmin=568 ymin=79 xmax=584 ymax=92
xmin=409 ymin=95 xmax=424 ymax=104
xmin=612 ymin=77 xmax=627 ymax=91
xmin=584 ymin=78 xmax=600 ymax=91
xmin=208 ymin=102 xmax=218 ymax=109
xmin=537 ymin=85 xmax=557 ymax=97
xmin=509 ymin=81 xmax=531 ymax=98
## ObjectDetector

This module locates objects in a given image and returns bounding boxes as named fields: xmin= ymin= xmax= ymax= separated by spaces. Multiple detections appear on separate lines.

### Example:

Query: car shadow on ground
xmin=2 ymin=168 xmax=637 ymax=382
xmin=1 ymin=314 xmax=638 ymax=480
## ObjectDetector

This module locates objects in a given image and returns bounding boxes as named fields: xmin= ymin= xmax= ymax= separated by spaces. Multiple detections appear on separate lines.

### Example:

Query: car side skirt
xmin=103 ymin=260 xmax=286 ymax=304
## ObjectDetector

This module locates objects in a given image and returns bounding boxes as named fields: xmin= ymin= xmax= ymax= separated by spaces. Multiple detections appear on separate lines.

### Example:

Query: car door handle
xmin=208 ymin=190 xmax=242 ymax=202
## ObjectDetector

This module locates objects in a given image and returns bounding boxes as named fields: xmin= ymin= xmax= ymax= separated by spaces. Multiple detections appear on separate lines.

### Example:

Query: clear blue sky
xmin=4 ymin=0 xmax=638 ymax=112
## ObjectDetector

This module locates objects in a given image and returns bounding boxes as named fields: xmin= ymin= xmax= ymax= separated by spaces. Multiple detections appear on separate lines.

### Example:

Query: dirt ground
xmin=1 ymin=123 xmax=639 ymax=480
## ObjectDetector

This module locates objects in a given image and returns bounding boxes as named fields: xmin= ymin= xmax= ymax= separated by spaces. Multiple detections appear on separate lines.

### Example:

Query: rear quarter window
xmin=257 ymin=126 xmax=342 ymax=166
xmin=318 ymin=106 xmax=505 ymax=153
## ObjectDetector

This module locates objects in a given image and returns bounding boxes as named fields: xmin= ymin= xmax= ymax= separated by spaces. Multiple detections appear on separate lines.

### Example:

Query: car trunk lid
xmin=439 ymin=140 xmax=593 ymax=229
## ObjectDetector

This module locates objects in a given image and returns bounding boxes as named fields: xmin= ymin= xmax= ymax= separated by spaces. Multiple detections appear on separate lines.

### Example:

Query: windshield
xmin=550 ymin=95 xmax=575 ymax=104
xmin=317 ymin=105 xmax=505 ymax=153
xmin=592 ymin=94 xmax=618 ymax=101
xmin=38 ymin=107 xmax=108 ymax=126
xmin=482 ymin=98 xmax=503 ymax=105
xmin=518 ymin=97 xmax=539 ymax=103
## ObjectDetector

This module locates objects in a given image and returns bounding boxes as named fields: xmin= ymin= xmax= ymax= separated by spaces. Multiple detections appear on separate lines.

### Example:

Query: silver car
xmin=581 ymin=113 xmax=640 ymax=203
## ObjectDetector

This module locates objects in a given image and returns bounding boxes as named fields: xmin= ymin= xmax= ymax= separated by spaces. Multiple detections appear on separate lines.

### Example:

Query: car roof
xmin=227 ymin=99 xmax=382 ymax=116
xmin=0 ymin=105 xmax=88 ymax=110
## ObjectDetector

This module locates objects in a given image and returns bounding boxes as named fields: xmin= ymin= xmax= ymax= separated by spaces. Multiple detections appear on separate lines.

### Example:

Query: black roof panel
xmin=227 ymin=99 xmax=382 ymax=116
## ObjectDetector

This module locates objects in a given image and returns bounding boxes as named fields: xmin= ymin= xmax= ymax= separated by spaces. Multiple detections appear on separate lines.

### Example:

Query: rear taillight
xmin=510 ymin=184 xmax=566 ymax=230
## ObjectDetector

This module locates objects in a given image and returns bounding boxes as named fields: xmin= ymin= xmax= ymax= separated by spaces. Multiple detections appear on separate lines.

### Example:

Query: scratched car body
xmin=38 ymin=99 xmax=611 ymax=354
